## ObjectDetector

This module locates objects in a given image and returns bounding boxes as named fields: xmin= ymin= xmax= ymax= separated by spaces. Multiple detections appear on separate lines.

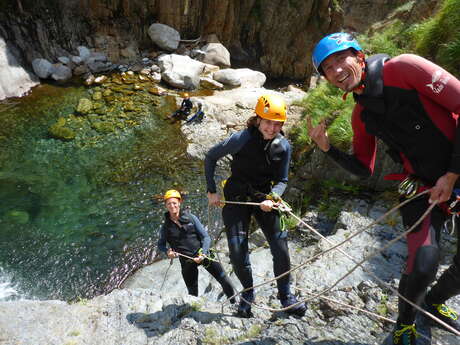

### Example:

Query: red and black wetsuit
xmin=326 ymin=53 xmax=460 ymax=324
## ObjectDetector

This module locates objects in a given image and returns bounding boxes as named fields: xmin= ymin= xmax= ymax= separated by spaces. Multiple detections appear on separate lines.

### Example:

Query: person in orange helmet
xmin=169 ymin=93 xmax=193 ymax=122
xmin=205 ymin=94 xmax=307 ymax=318
xmin=157 ymin=189 xmax=235 ymax=302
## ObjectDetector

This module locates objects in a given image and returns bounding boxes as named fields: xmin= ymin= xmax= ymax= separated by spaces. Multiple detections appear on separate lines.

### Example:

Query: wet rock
xmin=120 ymin=44 xmax=139 ymax=59
xmin=138 ymin=74 xmax=149 ymax=82
xmin=102 ymin=89 xmax=112 ymax=97
xmin=84 ymin=74 xmax=95 ymax=86
xmin=148 ymin=86 xmax=167 ymax=96
xmin=150 ymin=71 xmax=161 ymax=83
xmin=4 ymin=210 xmax=29 ymax=224
xmin=57 ymin=56 xmax=70 ymax=65
xmin=92 ymin=92 xmax=103 ymax=101
xmin=71 ymin=56 xmax=83 ymax=65
xmin=77 ymin=46 xmax=91 ymax=62
xmin=94 ymin=75 xmax=108 ymax=84
xmin=32 ymin=58 xmax=53 ymax=79
xmin=199 ymin=77 xmax=224 ymax=90
xmin=76 ymin=98 xmax=93 ymax=114
xmin=48 ymin=118 xmax=76 ymax=141
xmin=92 ymin=121 xmax=115 ymax=134
xmin=51 ymin=64 xmax=72 ymax=81
xmin=73 ymin=64 xmax=89 ymax=76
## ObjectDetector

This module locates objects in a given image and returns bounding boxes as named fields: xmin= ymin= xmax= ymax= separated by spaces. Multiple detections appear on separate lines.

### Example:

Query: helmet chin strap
xmin=342 ymin=53 xmax=366 ymax=100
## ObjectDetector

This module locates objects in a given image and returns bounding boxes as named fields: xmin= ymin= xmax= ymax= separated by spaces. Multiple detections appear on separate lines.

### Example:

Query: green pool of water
xmin=0 ymin=79 xmax=210 ymax=300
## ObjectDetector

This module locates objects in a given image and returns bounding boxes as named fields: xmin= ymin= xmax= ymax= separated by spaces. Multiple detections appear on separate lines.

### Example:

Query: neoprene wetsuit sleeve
xmin=326 ymin=145 xmax=372 ymax=178
xmin=157 ymin=224 xmax=168 ymax=253
xmin=204 ymin=130 xmax=251 ymax=193
xmin=271 ymin=139 xmax=291 ymax=196
xmin=190 ymin=214 xmax=211 ymax=255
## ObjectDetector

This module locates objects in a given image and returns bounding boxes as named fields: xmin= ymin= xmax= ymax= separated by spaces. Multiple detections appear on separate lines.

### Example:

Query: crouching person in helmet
xmin=157 ymin=189 xmax=235 ymax=302
xmin=205 ymin=94 xmax=307 ymax=318
xmin=169 ymin=93 xmax=193 ymax=122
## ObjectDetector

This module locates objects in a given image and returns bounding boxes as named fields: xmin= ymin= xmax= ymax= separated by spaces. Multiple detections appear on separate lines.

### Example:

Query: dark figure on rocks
xmin=205 ymin=94 xmax=307 ymax=318
xmin=169 ymin=93 xmax=193 ymax=122
xmin=157 ymin=189 xmax=235 ymax=302
xmin=308 ymin=32 xmax=460 ymax=345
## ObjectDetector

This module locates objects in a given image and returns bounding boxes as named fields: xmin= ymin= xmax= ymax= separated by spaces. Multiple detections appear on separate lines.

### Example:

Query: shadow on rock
xmin=238 ymin=339 xmax=371 ymax=345
xmin=126 ymin=303 xmax=229 ymax=338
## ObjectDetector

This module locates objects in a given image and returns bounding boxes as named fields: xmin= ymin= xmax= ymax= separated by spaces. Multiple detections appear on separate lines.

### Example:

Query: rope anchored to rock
xmin=219 ymin=191 xmax=460 ymax=338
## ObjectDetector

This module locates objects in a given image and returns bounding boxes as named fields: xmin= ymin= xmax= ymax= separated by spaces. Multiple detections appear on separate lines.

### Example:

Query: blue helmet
xmin=312 ymin=32 xmax=362 ymax=74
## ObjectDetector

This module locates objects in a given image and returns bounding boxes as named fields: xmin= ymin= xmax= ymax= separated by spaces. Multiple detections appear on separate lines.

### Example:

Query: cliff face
xmin=0 ymin=0 xmax=342 ymax=80
xmin=0 ymin=0 xmax=439 ymax=81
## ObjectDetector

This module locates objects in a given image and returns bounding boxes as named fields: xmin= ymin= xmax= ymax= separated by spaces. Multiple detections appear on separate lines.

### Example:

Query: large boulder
xmin=77 ymin=46 xmax=91 ymax=62
xmin=157 ymin=54 xmax=205 ymax=90
xmin=213 ymin=68 xmax=266 ymax=88
xmin=148 ymin=23 xmax=180 ymax=52
xmin=32 ymin=58 xmax=53 ymax=79
xmin=51 ymin=63 xmax=72 ymax=81
xmin=198 ymin=43 xmax=231 ymax=68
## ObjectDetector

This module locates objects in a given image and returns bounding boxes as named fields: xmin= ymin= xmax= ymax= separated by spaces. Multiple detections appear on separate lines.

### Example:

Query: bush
xmin=412 ymin=0 xmax=460 ymax=75
xmin=290 ymin=81 xmax=354 ymax=154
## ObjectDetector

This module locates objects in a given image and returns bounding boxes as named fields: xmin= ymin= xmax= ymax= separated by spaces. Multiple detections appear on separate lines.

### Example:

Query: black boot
xmin=279 ymin=293 xmax=307 ymax=316
xmin=237 ymin=290 xmax=254 ymax=318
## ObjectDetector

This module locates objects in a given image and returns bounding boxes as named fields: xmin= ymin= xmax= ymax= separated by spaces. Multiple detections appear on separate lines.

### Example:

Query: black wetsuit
xmin=325 ymin=53 xmax=460 ymax=324
xmin=205 ymin=126 xmax=293 ymax=297
xmin=157 ymin=211 xmax=234 ymax=297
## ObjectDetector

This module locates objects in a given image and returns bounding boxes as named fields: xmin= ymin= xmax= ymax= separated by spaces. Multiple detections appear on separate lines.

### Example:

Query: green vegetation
xmin=358 ymin=20 xmax=414 ymax=57
xmin=202 ymin=327 xmax=230 ymax=345
xmin=376 ymin=294 xmax=389 ymax=316
xmin=412 ymin=0 xmax=460 ymax=75
xmin=290 ymin=81 xmax=355 ymax=153
xmin=295 ymin=178 xmax=362 ymax=221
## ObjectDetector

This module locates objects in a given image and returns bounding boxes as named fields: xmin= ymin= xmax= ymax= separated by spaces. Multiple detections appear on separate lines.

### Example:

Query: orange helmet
xmin=255 ymin=94 xmax=287 ymax=122
xmin=163 ymin=189 xmax=182 ymax=201
xmin=183 ymin=93 xmax=189 ymax=98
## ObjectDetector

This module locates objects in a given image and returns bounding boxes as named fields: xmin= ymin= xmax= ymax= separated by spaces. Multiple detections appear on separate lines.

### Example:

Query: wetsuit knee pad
xmin=412 ymin=245 xmax=439 ymax=284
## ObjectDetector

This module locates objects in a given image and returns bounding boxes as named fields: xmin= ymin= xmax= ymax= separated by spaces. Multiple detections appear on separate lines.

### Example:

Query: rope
xmin=219 ymin=191 xmax=460 ymax=337
xmin=222 ymin=192 xmax=428 ymax=306
xmin=160 ymin=259 xmax=174 ymax=292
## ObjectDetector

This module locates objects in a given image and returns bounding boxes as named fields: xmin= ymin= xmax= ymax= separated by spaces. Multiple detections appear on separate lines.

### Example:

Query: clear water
xmin=0 ymin=81 xmax=212 ymax=301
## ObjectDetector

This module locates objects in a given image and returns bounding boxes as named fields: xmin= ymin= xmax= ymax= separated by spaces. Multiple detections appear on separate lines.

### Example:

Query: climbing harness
xmin=220 ymin=195 xmax=293 ymax=231
xmin=398 ymin=176 xmax=420 ymax=198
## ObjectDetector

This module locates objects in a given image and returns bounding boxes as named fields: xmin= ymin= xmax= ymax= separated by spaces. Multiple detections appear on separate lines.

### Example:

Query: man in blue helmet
xmin=308 ymin=32 xmax=460 ymax=345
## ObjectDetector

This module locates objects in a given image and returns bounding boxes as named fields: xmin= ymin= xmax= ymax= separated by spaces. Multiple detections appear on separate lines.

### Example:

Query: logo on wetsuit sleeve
xmin=426 ymin=70 xmax=450 ymax=94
